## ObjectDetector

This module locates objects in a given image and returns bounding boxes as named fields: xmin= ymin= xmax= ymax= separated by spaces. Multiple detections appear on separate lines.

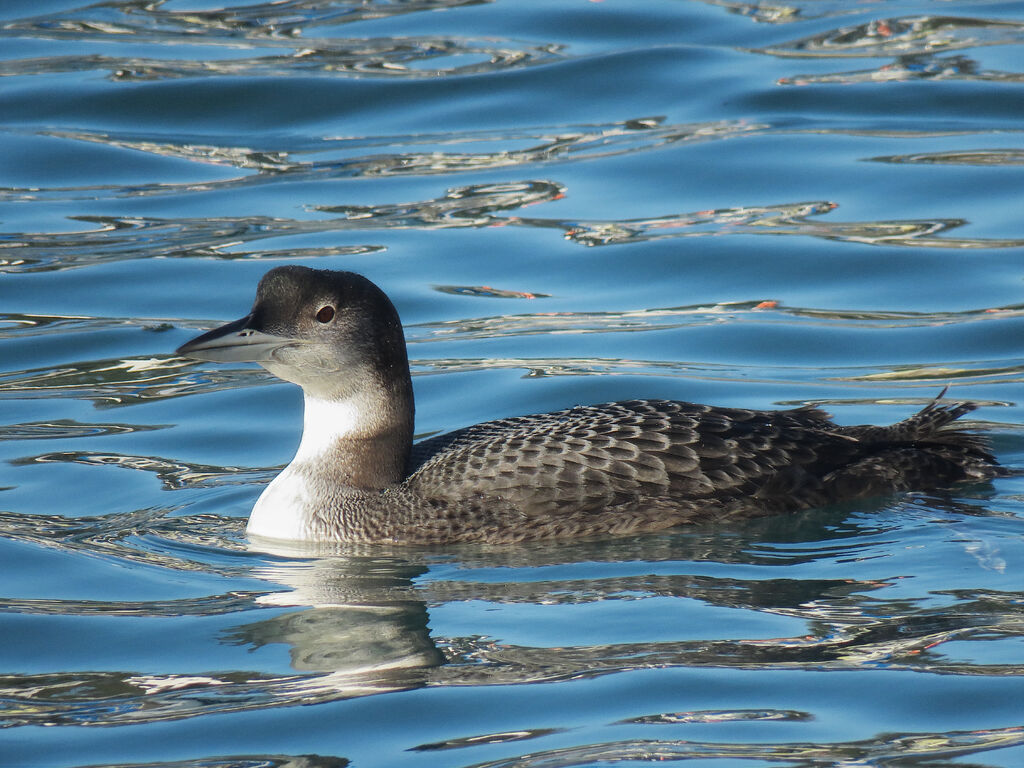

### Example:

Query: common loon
xmin=176 ymin=266 xmax=997 ymax=544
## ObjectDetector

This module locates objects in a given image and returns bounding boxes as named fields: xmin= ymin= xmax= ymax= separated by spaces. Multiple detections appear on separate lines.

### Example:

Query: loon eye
xmin=315 ymin=305 xmax=336 ymax=324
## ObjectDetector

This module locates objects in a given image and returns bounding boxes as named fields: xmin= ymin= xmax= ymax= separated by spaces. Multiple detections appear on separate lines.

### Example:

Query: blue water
xmin=2 ymin=1 xmax=1024 ymax=766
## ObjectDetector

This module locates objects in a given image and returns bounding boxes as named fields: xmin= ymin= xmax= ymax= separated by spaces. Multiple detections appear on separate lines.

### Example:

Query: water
xmin=2 ymin=1 xmax=1024 ymax=766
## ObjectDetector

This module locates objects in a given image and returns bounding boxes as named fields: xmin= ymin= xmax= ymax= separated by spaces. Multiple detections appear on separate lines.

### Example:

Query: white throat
xmin=247 ymin=394 xmax=363 ymax=541
xmin=294 ymin=394 xmax=361 ymax=462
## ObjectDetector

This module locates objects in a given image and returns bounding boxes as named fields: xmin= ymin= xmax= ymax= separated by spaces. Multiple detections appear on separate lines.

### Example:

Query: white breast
xmin=246 ymin=394 xmax=363 ymax=541
xmin=248 ymin=466 xmax=313 ymax=540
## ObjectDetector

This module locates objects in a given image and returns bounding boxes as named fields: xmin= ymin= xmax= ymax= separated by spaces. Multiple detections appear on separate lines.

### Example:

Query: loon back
xmin=175 ymin=266 xmax=998 ymax=545
xmin=388 ymin=397 xmax=994 ymax=541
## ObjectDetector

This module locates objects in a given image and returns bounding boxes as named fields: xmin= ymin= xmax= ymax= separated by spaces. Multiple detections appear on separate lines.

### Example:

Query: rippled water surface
xmin=3 ymin=1 xmax=1024 ymax=766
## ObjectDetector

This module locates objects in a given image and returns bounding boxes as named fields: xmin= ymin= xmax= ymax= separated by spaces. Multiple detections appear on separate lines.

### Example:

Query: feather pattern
xmin=303 ymin=397 xmax=996 ymax=544
xmin=175 ymin=267 xmax=999 ymax=545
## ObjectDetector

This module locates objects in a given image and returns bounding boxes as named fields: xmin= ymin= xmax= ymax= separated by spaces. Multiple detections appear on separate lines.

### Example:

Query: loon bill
xmin=176 ymin=266 xmax=998 ymax=544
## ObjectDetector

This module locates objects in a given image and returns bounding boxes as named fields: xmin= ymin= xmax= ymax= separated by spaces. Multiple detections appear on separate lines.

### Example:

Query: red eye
xmin=316 ymin=305 xmax=335 ymax=323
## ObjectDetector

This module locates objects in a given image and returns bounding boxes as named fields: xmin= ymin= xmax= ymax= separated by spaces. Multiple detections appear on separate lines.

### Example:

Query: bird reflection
xmin=238 ymin=551 xmax=443 ymax=691
xmin=231 ymin=492 xmax=1014 ymax=698
xmin=0 ymin=493 xmax=1014 ymax=729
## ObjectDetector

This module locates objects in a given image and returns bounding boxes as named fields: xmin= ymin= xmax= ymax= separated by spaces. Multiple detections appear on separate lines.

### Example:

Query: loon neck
xmin=296 ymin=378 xmax=414 ymax=490
xmin=247 ymin=380 xmax=414 ymax=541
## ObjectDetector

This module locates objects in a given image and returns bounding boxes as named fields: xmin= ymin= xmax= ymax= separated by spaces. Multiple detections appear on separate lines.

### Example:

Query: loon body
xmin=176 ymin=266 xmax=997 ymax=544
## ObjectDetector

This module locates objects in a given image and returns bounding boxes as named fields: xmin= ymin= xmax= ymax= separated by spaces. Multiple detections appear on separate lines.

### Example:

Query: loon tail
xmin=845 ymin=387 xmax=990 ymax=456
xmin=830 ymin=389 xmax=998 ymax=495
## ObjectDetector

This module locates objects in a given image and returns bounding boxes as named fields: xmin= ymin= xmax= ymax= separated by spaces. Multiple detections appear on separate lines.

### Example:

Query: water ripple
xmin=413 ymin=356 xmax=1024 ymax=389
xmin=13 ymin=450 xmax=270 ymax=491
xmin=0 ymin=593 xmax=443 ymax=726
xmin=779 ymin=53 xmax=1024 ymax=86
xmin=0 ymin=509 xmax=249 ymax=576
xmin=526 ymin=202 xmax=1024 ymax=249
xmin=2 ymin=0 xmax=488 ymax=46
xmin=0 ymin=669 xmax=342 ymax=728
xmin=838 ymin=360 xmax=1024 ymax=384
xmin=871 ymin=148 xmax=1024 ymax=165
xmin=459 ymin=725 xmax=1024 ymax=768
xmin=2 ymin=1 xmax=565 ymax=87
xmin=0 ymin=213 xmax=387 ymax=273
xmin=760 ymin=15 xmax=1024 ymax=58
xmin=766 ymin=13 xmax=1024 ymax=86
xmin=0 ymin=419 xmax=163 ymax=441
xmin=0 ymin=354 xmax=267 ymax=407
xmin=427 ymin=579 xmax=1024 ymax=680
xmin=4 ymin=117 xmax=1021 ymax=273
xmin=407 ymin=300 xmax=1024 ymax=342
xmin=0 ymin=180 xmax=562 ymax=272
xmin=0 ymin=118 xmax=759 ymax=203
xmin=10 ymin=190 xmax=1015 ymax=276
xmin=0 ymin=522 xmax=1016 ymax=732
xmin=619 ymin=708 xmax=813 ymax=724
xmin=0 ymin=591 xmax=264 ymax=617
xmin=412 ymin=728 xmax=564 ymax=752
xmin=69 ymin=756 xmax=349 ymax=768
xmin=0 ymin=38 xmax=566 ymax=81
xmin=2 ymin=304 xmax=1020 ymax=417
xmin=0 ymin=312 xmax=180 ymax=339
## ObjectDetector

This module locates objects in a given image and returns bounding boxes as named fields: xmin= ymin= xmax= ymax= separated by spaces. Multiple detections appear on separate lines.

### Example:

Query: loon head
xmin=176 ymin=266 xmax=415 ymax=495
xmin=176 ymin=265 xmax=411 ymax=404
